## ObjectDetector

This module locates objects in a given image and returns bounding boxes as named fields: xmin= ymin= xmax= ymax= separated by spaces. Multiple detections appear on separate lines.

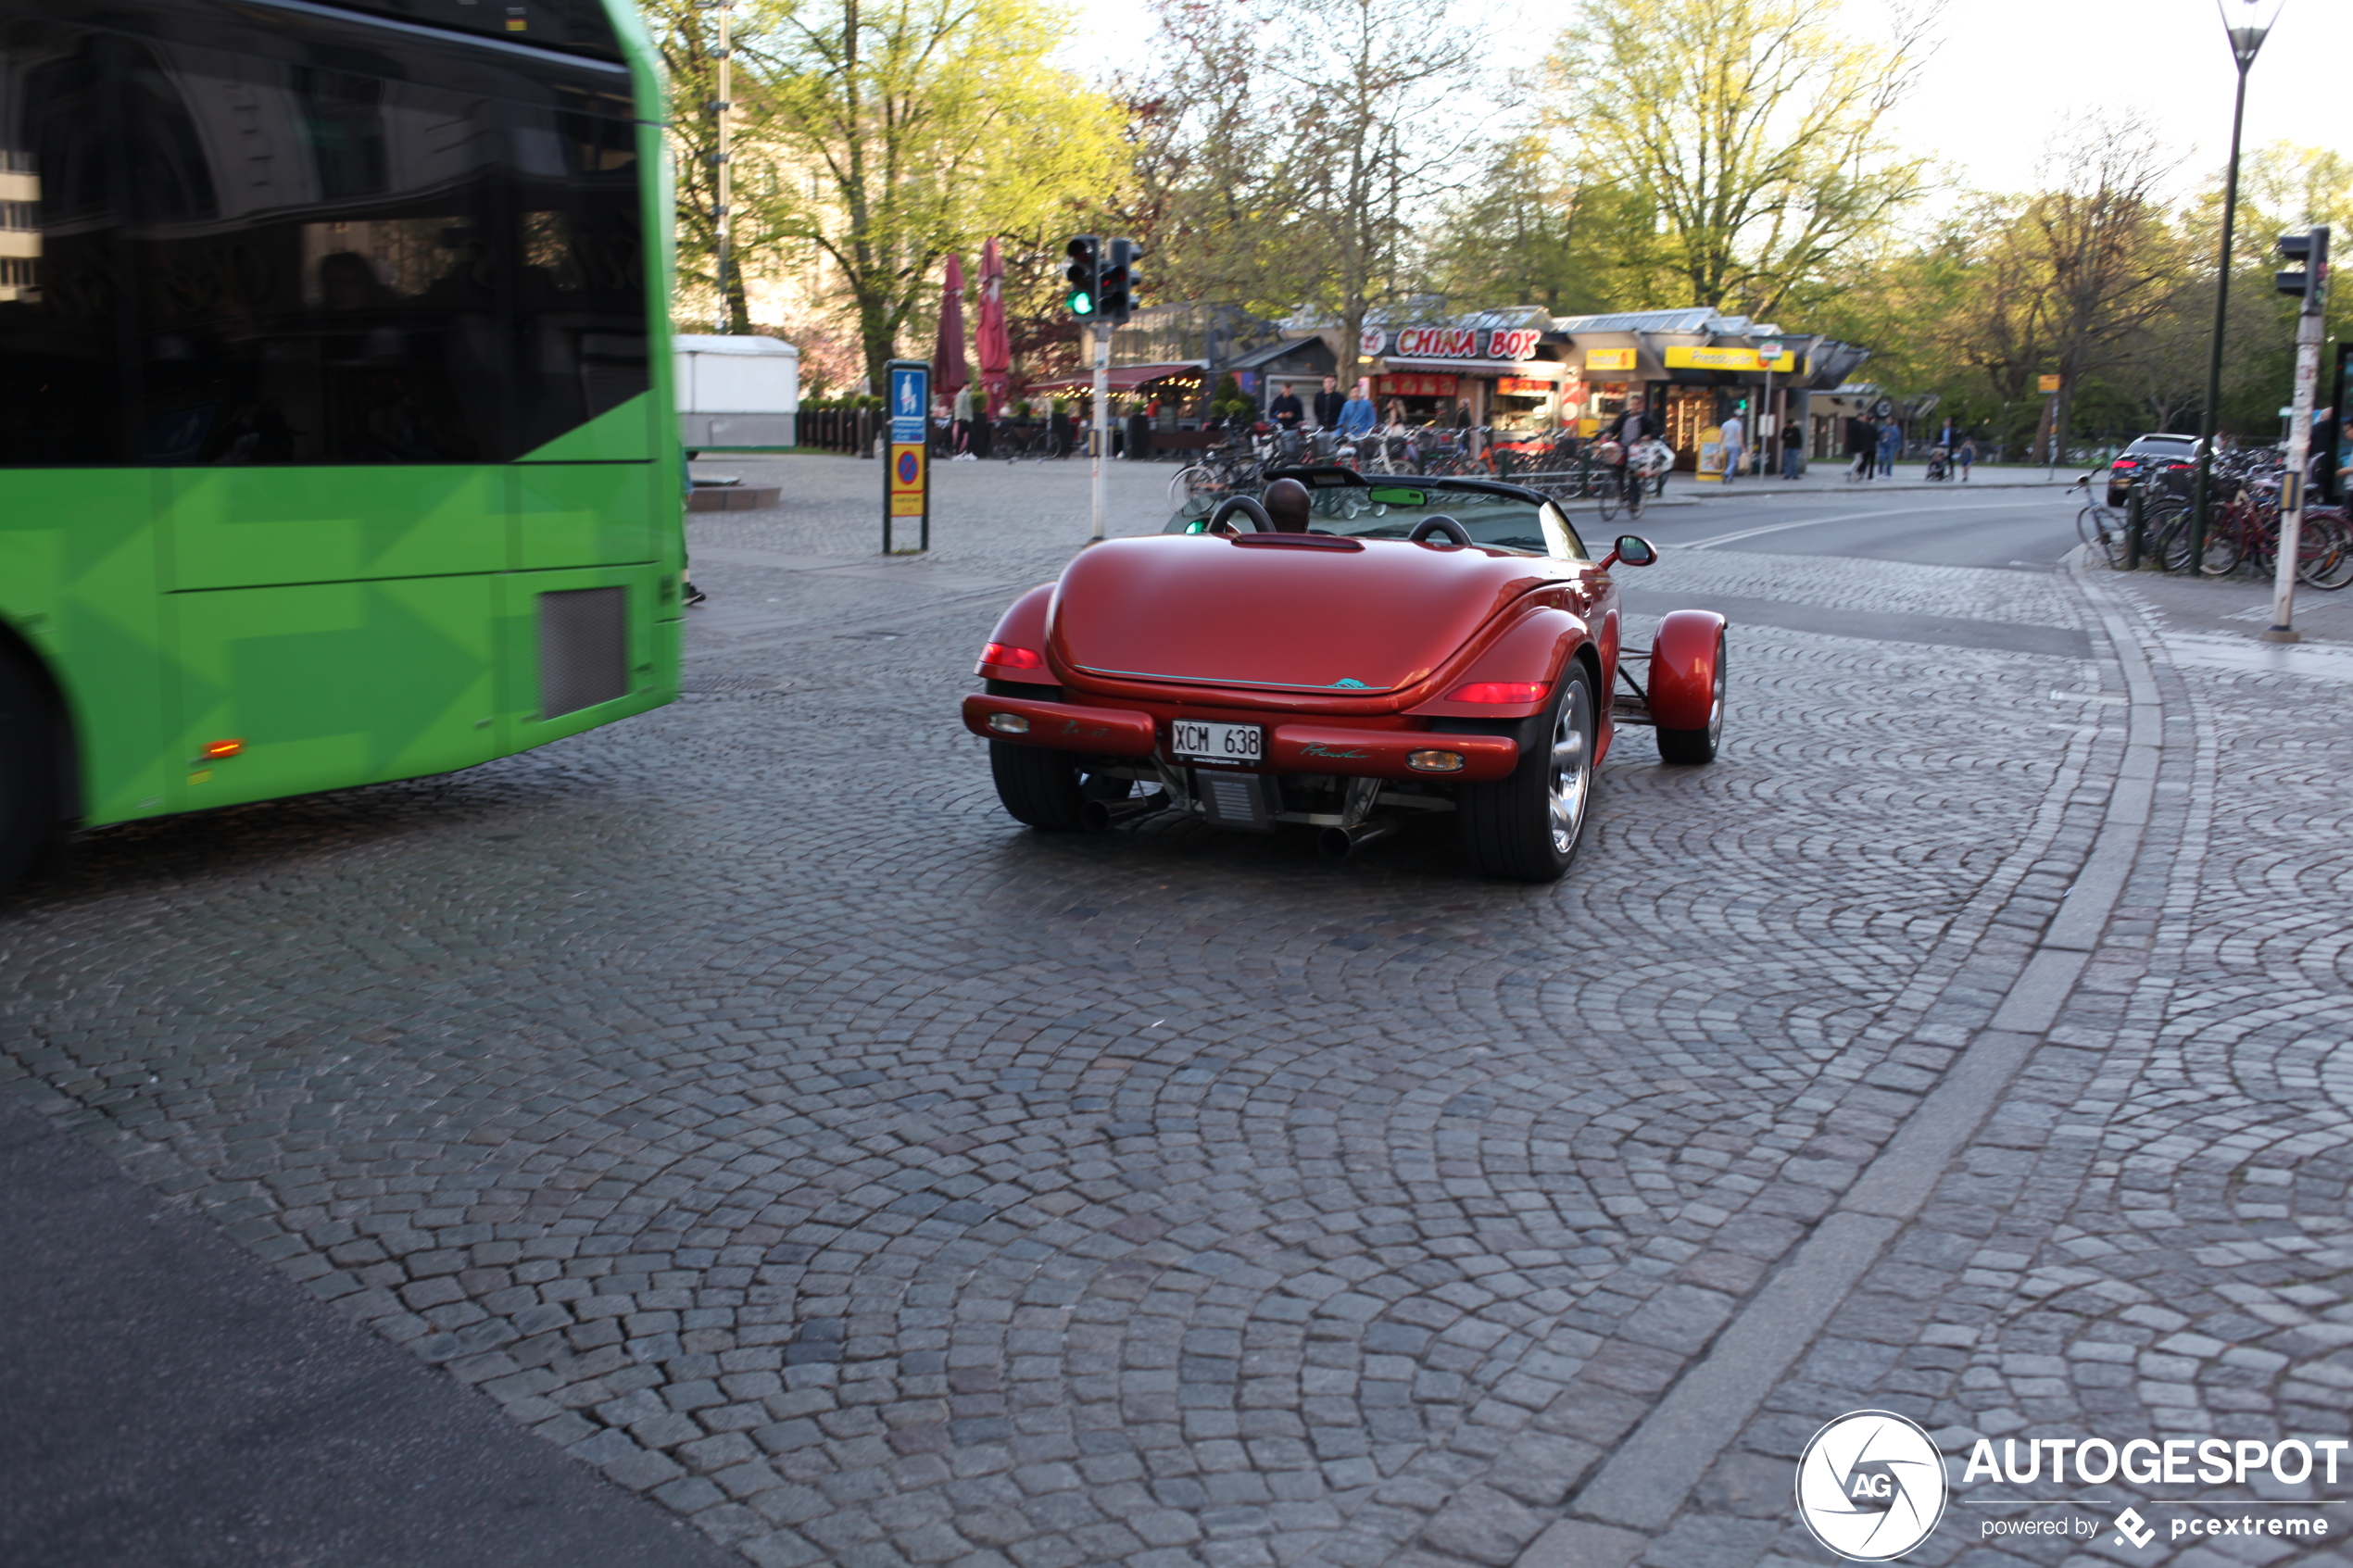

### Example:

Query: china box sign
xmin=1389 ymin=326 xmax=1541 ymax=360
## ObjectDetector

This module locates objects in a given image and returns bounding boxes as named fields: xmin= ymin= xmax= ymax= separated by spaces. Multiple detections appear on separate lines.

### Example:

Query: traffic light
xmin=1063 ymin=235 xmax=1100 ymax=319
xmin=2276 ymin=227 xmax=2330 ymax=314
xmin=1098 ymin=238 xmax=1135 ymax=324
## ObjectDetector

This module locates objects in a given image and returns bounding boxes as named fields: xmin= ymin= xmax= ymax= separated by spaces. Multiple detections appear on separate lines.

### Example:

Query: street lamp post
xmin=2187 ymin=0 xmax=2281 ymax=570
xmin=703 ymin=0 xmax=736 ymax=333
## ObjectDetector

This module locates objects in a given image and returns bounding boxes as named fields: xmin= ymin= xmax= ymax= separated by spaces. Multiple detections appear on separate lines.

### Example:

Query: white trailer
xmin=675 ymin=333 xmax=800 ymax=456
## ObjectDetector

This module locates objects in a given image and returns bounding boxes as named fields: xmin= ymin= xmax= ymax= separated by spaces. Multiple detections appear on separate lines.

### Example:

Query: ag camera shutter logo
xmin=1795 ymin=1411 xmax=1948 ymax=1561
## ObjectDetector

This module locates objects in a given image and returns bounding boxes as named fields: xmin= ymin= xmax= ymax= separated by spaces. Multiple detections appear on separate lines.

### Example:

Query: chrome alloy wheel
xmin=1546 ymin=678 xmax=1593 ymax=853
xmin=1705 ymin=646 xmax=1726 ymax=749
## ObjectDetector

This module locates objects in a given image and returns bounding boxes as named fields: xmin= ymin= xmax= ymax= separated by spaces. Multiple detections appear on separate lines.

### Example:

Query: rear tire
xmin=0 ymin=646 xmax=61 ymax=898
xmin=1656 ymin=631 xmax=1725 ymax=764
xmin=1457 ymin=664 xmax=1595 ymax=884
xmin=989 ymin=742 xmax=1088 ymax=830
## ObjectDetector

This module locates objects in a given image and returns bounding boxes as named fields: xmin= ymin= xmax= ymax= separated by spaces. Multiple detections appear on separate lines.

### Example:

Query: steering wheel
xmin=1208 ymin=495 xmax=1276 ymax=534
xmin=1407 ymin=515 xmax=1473 ymax=547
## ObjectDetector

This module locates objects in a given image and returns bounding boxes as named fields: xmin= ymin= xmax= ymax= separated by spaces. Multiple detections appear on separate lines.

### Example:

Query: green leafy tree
xmin=696 ymin=0 xmax=1125 ymax=389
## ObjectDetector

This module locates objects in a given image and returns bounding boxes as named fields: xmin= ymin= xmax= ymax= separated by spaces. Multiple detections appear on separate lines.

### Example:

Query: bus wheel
xmin=0 ymin=646 xmax=60 ymax=897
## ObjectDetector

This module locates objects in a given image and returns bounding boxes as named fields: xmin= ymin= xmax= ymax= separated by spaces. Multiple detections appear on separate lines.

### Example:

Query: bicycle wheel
xmin=2296 ymin=514 xmax=2353 ymax=590
xmin=2148 ymin=508 xmax=2196 ymax=572
xmin=2197 ymin=519 xmax=2244 ymax=577
xmin=1596 ymin=471 xmax=1621 ymax=524
xmin=1169 ymin=465 xmax=1214 ymax=508
xmin=2076 ymin=503 xmax=2122 ymax=566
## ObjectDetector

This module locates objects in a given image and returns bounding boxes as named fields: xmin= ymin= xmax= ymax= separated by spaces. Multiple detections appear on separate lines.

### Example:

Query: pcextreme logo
xmin=1795 ymin=1411 xmax=1948 ymax=1561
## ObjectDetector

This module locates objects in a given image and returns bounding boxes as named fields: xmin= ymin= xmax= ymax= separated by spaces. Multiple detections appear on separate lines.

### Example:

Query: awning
xmin=1023 ymin=361 xmax=1201 ymax=395
xmin=1381 ymin=358 xmax=1564 ymax=378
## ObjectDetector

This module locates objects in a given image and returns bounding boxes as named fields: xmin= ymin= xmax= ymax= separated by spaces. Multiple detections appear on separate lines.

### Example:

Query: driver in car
xmin=1263 ymin=477 xmax=1313 ymax=532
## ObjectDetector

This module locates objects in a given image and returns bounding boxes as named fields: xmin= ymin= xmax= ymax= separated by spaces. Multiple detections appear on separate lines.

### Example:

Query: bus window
xmin=1 ymin=0 xmax=647 ymax=467
xmin=0 ymin=25 xmax=130 ymax=466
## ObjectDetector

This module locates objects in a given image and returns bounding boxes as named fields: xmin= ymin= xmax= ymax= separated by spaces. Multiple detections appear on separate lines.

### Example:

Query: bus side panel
xmin=513 ymin=462 xmax=656 ymax=571
xmin=164 ymin=468 xmax=507 ymax=591
xmin=0 ymin=471 xmax=175 ymax=828
xmin=173 ymin=576 xmax=500 ymax=809
xmin=497 ymin=565 xmax=668 ymax=753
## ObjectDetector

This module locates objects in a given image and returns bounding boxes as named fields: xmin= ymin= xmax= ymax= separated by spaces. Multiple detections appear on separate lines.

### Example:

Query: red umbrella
xmin=934 ymin=254 xmax=968 ymax=401
xmin=975 ymin=238 xmax=1011 ymax=420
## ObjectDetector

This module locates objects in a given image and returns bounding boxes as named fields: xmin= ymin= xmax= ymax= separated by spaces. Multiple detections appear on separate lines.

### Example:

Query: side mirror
xmin=1603 ymin=534 xmax=1657 ymax=570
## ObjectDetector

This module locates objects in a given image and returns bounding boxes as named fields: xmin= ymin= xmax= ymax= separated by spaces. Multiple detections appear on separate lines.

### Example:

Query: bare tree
xmin=2031 ymin=117 xmax=2183 ymax=460
xmin=1545 ymin=0 xmax=1937 ymax=318
xmin=1276 ymin=0 xmax=1479 ymax=383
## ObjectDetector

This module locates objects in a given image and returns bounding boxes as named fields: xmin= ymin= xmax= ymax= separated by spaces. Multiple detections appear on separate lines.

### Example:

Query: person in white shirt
xmin=1719 ymin=410 xmax=1745 ymax=485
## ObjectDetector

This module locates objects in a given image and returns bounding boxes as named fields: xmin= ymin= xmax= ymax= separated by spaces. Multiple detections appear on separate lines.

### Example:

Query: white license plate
xmin=1171 ymin=721 xmax=1263 ymax=764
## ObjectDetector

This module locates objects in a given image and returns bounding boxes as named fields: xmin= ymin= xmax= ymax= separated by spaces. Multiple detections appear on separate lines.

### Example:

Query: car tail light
xmin=201 ymin=739 xmax=244 ymax=759
xmin=1445 ymin=681 xmax=1548 ymax=704
xmin=987 ymin=712 xmax=1030 ymax=734
xmin=1407 ymin=750 xmax=1465 ymax=772
xmin=979 ymin=642 xmax=1044 ymax=670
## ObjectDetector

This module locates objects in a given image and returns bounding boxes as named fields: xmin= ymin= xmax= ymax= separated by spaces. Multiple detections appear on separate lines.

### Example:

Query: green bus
xmin=0 ymin=0 xmax=682 ymax=892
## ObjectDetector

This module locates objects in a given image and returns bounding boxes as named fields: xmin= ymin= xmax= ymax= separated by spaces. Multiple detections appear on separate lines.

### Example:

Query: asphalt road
xmin=1632 ymin=483 xmax=2084 ymax=573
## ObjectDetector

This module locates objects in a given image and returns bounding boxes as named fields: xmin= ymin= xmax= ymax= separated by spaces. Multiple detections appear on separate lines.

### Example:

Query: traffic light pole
xmin=2264 ymin=226 xmax=2329 ymax=643
xmin=1089 ymin=325 xmax=1110 ymax=544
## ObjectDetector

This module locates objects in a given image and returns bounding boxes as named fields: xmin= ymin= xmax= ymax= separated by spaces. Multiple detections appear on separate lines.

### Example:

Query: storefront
xmin=1553 ymin=309 xmax=1871 ymax=474
xmin=1359 ymin=318 xmax=1567 ymax=432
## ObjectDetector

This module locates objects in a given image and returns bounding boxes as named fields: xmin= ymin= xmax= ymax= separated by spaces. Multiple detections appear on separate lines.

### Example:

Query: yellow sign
xmin=888 ymin=442 xmax=926 ymax=517
xmin=1661 ymin=345 xmax=1808 ymax=375
xmin=2039 ymin=374 xmax=2062 ymax=394
xmin=1585 ymin=347 xmax=1637 ymax=371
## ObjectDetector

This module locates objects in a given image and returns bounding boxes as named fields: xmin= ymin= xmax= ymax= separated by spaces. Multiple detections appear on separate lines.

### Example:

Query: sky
xmin=1059 ymin=0 xmax=2348 ymax=204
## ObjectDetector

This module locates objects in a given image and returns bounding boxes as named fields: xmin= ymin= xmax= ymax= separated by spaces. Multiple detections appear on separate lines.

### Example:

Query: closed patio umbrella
xmin=934 ymin=253 xmax=968 ymax=401
xmin=975 ymin=238 xmax=1011 ymax=420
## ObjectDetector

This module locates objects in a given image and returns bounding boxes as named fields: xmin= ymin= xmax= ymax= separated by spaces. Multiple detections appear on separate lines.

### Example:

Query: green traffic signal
xmin=1063 ymin=234 xmax=1101 ymax=321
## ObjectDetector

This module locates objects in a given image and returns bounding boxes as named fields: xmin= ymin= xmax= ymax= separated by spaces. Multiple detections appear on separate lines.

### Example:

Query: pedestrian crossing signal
xmin=1064 ymin=235 xmax=1100 ymax=318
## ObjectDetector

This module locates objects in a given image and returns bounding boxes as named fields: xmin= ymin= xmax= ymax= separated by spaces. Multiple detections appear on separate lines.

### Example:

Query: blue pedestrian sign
xmin=889 ymin=364 xmax=928 ymax=445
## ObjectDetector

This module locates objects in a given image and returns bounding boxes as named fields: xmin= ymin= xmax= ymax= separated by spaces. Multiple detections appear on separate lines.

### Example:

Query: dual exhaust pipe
xmin=1081 ymin=791 xmax=1404 ymax=862
xmin=1317 ymin=815 xmax=1404 ymax=862
xmin=1080 ymin=792 xmax=1170 ymax=833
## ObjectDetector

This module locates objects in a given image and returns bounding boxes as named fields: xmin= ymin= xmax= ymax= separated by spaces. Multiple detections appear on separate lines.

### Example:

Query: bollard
xmin=2123 ymin=479 xmax=2143 ymax=571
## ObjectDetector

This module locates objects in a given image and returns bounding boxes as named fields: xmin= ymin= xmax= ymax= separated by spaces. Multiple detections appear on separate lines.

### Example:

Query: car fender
xmin=1649 ymin=609 xmax=1727 ymax=731
xmin=976 ymin=584 xmax=1057 ymax=684
xmin=1406 ymin=607 xmax=1588 ymax=720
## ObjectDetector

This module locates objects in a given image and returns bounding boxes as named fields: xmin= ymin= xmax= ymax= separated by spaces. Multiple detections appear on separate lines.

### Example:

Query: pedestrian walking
xmin=1957 ymin=436 xmax=1976 ymax=481
xmin=951 ymin=383 xmax=975 ymax=459
xmin=1719 ymin=409 xmax=1745 ymax=485
xmin=1877 ymin=419 xmax=1899 ymax=478
xmin=1781 ymin=420 xmax=1804 ymax=480
xmin=1845 ymin=415 xmax=1876 ymax=481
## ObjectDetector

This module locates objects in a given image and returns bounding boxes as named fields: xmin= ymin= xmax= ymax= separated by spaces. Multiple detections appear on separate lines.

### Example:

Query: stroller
xmin=1923 ymin=445 xmax=1951 ymax=481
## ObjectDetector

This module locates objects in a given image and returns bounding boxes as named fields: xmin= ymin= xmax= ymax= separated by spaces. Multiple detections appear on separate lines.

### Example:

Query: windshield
xmin=1163 ymin=478 xmax=1588 ymax=560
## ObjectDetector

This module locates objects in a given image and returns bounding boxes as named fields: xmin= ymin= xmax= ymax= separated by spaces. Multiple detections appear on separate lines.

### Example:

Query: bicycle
xmin=2070 ymin=473 xmax=2125 ymax=566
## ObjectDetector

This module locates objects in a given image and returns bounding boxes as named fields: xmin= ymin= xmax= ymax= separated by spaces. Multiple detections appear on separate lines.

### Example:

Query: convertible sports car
xmin=960 ymin=469 xmax=1727 ymax=882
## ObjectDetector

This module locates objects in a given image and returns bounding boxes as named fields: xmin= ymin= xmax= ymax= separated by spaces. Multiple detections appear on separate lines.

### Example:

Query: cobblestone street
xmin=5 ymin=458 xmax=2347 ymax=1567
